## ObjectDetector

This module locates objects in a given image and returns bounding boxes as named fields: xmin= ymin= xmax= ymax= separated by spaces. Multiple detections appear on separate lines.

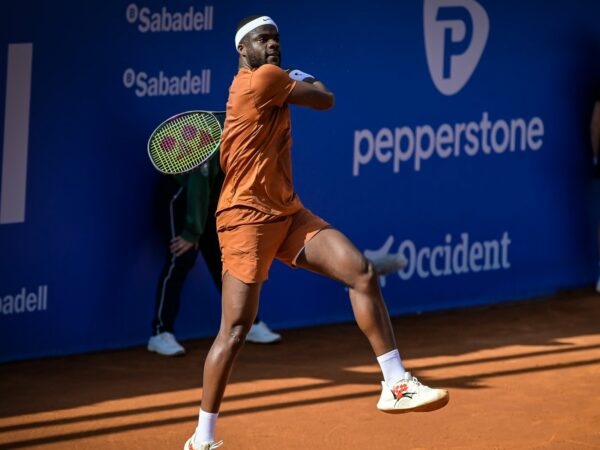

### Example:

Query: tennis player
xmin=184 ymin=15 xmax=449 ymax=450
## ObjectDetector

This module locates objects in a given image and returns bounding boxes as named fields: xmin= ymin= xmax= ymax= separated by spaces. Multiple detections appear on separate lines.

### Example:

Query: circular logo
xmin=160 ymin=135 xmax=177 ymax=152
xmin=182 ymin=125 xmax=197 ymax=141
xmin=198 ymin=131 xmax=214 ymax=146
xmin=122 ymin=69 xmax=136 ymax=88
xmin=126 ymin=4 xmax=139 ymax=23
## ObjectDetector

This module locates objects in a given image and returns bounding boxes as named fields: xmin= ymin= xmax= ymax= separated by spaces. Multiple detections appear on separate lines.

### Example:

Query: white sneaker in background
xmin=246 ymin=321 xmax=282 ymax=344
xmin=596 ymin=276 xmax=600 ymax=293
xmin=377 ymin=372 xmax=449 ymax=413
xmin=148 ymin=332 xmax=185 ymax=356
xmin=371 ymin=254 xmax=407 ymax=275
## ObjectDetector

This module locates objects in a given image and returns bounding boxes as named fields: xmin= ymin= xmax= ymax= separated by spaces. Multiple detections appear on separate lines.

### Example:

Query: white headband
xmin=235 ymin=16 xmax=278 ymax=48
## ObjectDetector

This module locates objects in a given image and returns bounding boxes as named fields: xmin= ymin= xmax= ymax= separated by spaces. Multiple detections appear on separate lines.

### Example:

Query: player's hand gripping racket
xmin=147 ymin=110 xmax=224 ymax=175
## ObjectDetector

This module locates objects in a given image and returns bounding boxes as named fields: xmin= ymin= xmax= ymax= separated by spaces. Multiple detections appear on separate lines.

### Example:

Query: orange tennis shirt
xmin=217 ymin=64 xmax=302 ymax=226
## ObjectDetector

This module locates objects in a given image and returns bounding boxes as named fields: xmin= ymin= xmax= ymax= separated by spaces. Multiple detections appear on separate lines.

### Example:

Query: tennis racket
xmin=147 ymin=110 xmax=225 ymax=175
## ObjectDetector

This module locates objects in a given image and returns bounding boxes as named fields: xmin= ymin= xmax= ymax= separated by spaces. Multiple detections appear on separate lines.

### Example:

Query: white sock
xmin=376 ymin=349 xmax=406 ymax=387
xmin=194 ymin=409 xmax=219 ymax=444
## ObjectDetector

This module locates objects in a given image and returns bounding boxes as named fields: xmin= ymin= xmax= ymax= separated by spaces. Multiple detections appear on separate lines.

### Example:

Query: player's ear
xmin=237 ymin=43 xmax=245 ymax=56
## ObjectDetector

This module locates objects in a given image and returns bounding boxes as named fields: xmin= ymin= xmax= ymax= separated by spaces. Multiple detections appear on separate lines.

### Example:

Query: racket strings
xmin=149 ymin=112 xmax=222 ymax=174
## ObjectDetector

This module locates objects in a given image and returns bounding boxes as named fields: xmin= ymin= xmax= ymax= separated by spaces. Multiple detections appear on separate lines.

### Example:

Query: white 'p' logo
xmin=424 ymin=0 xmax=489 ymax=96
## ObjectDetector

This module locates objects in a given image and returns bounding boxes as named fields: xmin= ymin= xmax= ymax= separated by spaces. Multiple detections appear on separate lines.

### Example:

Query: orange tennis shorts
xmin=216 ymin=206 xmax=329 ymax=284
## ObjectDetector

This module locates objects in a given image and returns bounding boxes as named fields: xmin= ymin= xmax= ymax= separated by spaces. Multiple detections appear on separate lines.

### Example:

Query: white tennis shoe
xmin=183 ymin=434 xmax=223 ymax=450
xmin=246 ymin=321 xmax=282 ymax=344
xmin=377 ymin=372 xmax=449 ymax=413
xmin=147 ymin=332 xmax=185 ymax=356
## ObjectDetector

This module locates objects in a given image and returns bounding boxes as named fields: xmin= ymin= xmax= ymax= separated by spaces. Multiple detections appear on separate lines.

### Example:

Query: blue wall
xmin=1 ymin=0 xmax=599 ymax=362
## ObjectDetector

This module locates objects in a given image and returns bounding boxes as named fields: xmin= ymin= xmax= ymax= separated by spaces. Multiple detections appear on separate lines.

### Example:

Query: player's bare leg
xmin=202 ymin=272 xmax=262 ymax=412
xmin=186 ymin=273 xmax=262 ymax=448
xmin=295 ymin=228 xmax=396 ymax=355
xmin=296 ymin=227 xmax=449 ymax=413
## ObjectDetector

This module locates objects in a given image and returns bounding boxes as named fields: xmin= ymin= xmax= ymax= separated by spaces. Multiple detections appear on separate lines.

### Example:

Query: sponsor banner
xmin=1 ymin=285 xmax=47 ymax=316
xmin=353 ymin=112 xmax=544 ymax=175
xmin=125 ymin=4 xmax=214 ymax=33
xmin=1 ymin=0 xmax=599 ymax=362
xmin=365 ymin=232 xmax=511 ymax=287
xmin=122 ymin=68 xmax=212 ymax=97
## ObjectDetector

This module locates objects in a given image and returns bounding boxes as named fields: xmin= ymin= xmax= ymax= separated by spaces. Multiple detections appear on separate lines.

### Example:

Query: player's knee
xmin=352 ymin=257 xmax=378 ymax=292
xmin=227 ymin=323 xmax=251 ymax=349
xmin=209 ymin=322 xmax=251 ymax=362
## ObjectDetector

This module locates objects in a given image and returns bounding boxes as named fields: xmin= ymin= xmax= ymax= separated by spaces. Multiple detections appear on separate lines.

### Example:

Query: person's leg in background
xmin=594 ymin=179 xmax=600 ymax=292
xmin=149 ymin=177 xmax=197 ymax=356
xmin=589 ymin=176 xmax=600 ymax=293
xmin=597 ymin=222 xmax=600 ymax=292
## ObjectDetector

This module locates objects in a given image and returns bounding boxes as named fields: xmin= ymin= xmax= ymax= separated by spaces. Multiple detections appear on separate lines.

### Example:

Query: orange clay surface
xmin=1 ymin=288 xmax=599 ymax=449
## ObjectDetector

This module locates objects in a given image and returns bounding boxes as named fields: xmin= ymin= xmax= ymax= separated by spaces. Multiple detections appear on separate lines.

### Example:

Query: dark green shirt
xmin=173 ymin=153 xmax=222 ymax=244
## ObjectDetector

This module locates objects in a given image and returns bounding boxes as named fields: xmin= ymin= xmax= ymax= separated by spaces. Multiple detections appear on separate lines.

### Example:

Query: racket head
xmin=147 ymin=110 xmax=223 ymax=175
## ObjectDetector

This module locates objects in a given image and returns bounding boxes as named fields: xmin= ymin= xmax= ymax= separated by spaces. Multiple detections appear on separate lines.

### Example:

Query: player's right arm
xmin=252 ymin=64 xmax=334 ymax=112
xmin=288 ymin=79 xmax=334 ymax=110
xmin=284 ymin=67 xmax=334 ymax=110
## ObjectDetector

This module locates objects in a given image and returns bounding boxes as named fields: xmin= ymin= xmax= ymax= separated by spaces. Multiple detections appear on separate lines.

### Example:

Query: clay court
xmin=1 ymin=288 xmax=599 ymax=450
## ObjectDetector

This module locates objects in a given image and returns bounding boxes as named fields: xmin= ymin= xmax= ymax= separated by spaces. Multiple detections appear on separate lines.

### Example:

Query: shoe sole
xmin=245 ymin=337 xmax=282 ymax=344
xmin=147 ymin=345 xmax=186 ymax=356
xmin=378 ymin=391 xmax=450 ymax=414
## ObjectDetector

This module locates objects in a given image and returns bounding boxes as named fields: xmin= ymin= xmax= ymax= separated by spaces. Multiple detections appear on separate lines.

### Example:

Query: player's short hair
xmin=237 ymin=15 xmax=263 ymax=31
